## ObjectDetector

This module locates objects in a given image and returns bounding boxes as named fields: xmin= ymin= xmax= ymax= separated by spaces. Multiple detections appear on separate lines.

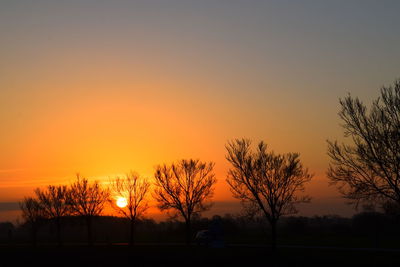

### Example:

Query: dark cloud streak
xmin=0 ymin=202 xmax=19 ymax=211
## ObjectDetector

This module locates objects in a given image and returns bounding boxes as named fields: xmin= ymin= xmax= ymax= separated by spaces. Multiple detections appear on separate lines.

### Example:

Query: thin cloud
xmin=0 ymin=202 xmax=19 ymax=211
xmin=0 ymin=169 xmax=24 ymax=173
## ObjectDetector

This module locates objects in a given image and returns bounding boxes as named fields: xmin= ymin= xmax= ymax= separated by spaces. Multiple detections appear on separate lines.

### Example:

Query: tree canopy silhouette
xmin=20 ymin=196 xmax=46 ymax=246
xmin=154 ymin=159 xmax=216 ymax=244
xmin=328 ymin=79 xmax=400 ymax=207
xmin=34 ymin=185 xmax=70 ymax=246
xmin=226 ymin=139 xmax=313 ymax=251
xmin=109 ymin=171 xmax=150 ymax=245
xmin=68 ymin=174 xmax=109 ymax=246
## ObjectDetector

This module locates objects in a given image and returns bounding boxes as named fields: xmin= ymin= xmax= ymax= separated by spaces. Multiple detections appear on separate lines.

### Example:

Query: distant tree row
xmin=20 ymin=175 xmax=109 ymax=246
xmin=20 ymin=159 xmax=219 ymax=247
xmin=5 ymin=210 xmax=400 ymax=246
xmin=20 ymin=148 xmax=312 ymax=250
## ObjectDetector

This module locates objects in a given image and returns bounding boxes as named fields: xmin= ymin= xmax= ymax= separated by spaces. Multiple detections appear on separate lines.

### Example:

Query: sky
xmin=1 ymin=0 xmax=400 ymax=222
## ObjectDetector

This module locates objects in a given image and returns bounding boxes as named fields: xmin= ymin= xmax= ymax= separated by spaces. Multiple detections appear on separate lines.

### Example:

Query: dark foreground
xmin=0 ymin=244 xmax=399 ymax=267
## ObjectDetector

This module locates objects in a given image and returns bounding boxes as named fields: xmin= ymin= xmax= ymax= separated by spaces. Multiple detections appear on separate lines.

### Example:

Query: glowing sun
xmin=116 ymin=197 xmax=128 ymax=208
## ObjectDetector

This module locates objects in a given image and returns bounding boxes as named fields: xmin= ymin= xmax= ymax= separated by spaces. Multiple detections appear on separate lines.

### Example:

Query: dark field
xmin=2 ymin=214 xmax=400 ymax=266
xmin=1 ymin=244 xmax=399 ymax=267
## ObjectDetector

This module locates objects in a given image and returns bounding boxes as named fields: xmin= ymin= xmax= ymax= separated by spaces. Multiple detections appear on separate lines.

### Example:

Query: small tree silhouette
xmin=68 ymin=174 xmax=109 ymax=246
xmin=154 ymin=159 xmax=216 ymax=244
xmin=226 ymin=139 xmax=313 ymax=251
xmin=35 ymin=185 xmax=70 ymax=246
xmin=109 ymin=171 xmax=150 ymax=245
xmin=20 ymin=197 xmax=46 ymax=246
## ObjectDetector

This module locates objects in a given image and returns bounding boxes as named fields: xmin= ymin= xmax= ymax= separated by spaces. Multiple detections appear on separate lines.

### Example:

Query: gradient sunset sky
xmin=1 ymin=0 xmax=400 ymax=221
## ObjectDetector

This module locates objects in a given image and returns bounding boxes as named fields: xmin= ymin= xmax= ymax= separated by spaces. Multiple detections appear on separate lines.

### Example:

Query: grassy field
xmin=1 ymin=244 xmax=399 ymax=267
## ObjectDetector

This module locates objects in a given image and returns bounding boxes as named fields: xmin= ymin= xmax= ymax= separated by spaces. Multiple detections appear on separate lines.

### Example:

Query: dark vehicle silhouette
xmin=195 ymin=230 xmax=212 ymax=246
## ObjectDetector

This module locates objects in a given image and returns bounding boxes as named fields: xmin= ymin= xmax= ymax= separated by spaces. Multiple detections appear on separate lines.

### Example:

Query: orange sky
xmin=1 ymin=1 xmax=400 ymax=222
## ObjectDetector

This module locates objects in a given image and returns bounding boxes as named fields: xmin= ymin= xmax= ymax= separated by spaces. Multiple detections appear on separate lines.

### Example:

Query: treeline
xmin=1 ymin=211 xmax=400 ymax=248
xmin=17 ymin=159 xmax=217 ymax=246
xmin=15 ymin=141 xmax=315 ymax=248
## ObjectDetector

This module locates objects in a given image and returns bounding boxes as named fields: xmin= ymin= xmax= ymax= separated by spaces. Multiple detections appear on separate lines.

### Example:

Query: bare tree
xmin=109 ymin=171 xmax=150 ymax=245
xmin=327 ymin=80 xmax=400 ymax=207
xmin=154 ymin=159 xmax=216 ymax=244
xmin=35 ymin=185 xmax=70 ymax=246
xmin=226 ymin=139 xmax=313 ymax=251
xmin=20 ymin=197 xmax=46 ymax=246
xmin=68 ymin=174 xmax=109 ymax=246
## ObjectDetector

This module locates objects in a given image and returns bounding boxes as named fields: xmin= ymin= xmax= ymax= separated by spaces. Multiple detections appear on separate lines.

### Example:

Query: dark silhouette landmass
xmin=1 ymin=212 xmax=400 ymax=266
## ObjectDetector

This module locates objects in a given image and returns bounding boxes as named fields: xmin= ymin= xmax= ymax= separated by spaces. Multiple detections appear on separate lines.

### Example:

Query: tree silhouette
xmin=109 ymin=171 xmax=150 ymax=245
xmin=68 ymin=174 xmax=109 ymax=246
xmin=328 ymin=80 xmax=400 ymax=207
xmin=20 ymin=197 xmax=46 ymax=246
xmin=226 ymin=139 xmax=313 ymax=251
xmin=35 ymin=185 xmax=70 ymax=246
xmin=154 ymin=159 xmax=216 ymax=244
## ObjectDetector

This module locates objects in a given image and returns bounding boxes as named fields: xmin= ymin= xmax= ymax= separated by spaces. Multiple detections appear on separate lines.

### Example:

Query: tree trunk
xmin=129 ymin=219 xmax=136 ymax=246
xmin=185 ymin=219 xmax=191 ymax=245
xmin=270 ymin=219 xmax=277 ymax=252
xmin=31 ymin=224 xmax=37 ymax=247
xmin=56 ymin=217 xmax=62 ymax=246
xmin=374 ymin=216 xmax=380 ymax=248
xmin=86 ymin=216 xmax=93 ymax=246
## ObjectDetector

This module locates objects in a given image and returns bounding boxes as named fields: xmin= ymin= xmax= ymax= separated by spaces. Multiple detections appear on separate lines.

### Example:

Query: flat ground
xmin=1 ymin=244 xmax=399 ymax=267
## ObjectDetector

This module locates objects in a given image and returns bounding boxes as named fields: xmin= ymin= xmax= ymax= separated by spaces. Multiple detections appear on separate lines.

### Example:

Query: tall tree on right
xmin=327 ymin=79 xmax=400 ymax=207
xmin=226 ymin=139 xmax=313 ymax=251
